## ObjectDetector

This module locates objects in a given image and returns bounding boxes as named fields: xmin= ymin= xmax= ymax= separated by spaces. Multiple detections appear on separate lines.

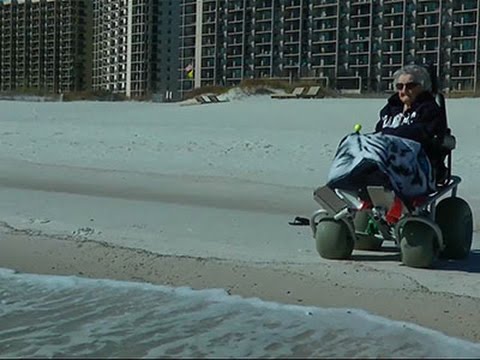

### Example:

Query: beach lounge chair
xmin=194 ymin=95 xmax=212 ymax=104
xmin=208 ymin=95 xmax=220 ymax=103
xmin=271 ymin=87 xmax=305 ymax=99
xmin=215 ymin=95 xmax=230 ymax=103
xmin=195 ymin=96 xmax=206 ymax=104
xmin=192 ymin=94 xmax=230 ymax=105
xmin=200 ymin=95 xmax=213 ymax=104
xmin=301 ymin=86 xmax=321 ymax=99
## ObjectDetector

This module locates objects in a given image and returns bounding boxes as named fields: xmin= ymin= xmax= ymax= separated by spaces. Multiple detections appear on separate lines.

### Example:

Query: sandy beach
xmin=0 ymin=94 xmax=479 ymax=345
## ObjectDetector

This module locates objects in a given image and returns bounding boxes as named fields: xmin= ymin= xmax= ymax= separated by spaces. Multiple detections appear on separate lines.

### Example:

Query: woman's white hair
xmin=392 ymin=64 xmax=432 ymax=92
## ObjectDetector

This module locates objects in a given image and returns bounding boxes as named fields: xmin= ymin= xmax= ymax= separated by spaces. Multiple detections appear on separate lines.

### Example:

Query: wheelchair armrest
xmin=432 ymin=132 xmax=456 ymax=152
xmin=442 ymin=133 xmax=456 ymax=151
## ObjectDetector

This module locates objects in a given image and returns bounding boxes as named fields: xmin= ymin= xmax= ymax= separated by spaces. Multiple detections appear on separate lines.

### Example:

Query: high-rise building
xmin=92 ymin=0 xmax=180 ymax=100
xmin=151 ymin=0 xmax=181 ymax=101
xmin=92 ymin=0 xmax=148 ymax=98
xmin=0 ymin=0 xmax=92 ymax=94
xmin=180 ymin=0 xmax=480 ymax=97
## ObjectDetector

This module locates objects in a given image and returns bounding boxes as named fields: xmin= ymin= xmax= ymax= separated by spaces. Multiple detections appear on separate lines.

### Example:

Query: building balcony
xmin=284 ymin=27 xmax=301 ymax=32
xmin=350 ymin=37 xmax=370 ymax=43
xmin=254 ymin=53 xmax=271 ymax=57
xmin=228 ymin=19 xmax=244 ymax=25
xmin=383 ymin=12 xmax=404 ymax=18
xmin=227 ymin=30 xmax=244 ymax=36
xmin=312 ymin=51 xmax=337 ymax=56
xmin=417 ymin=9 xmax=439 ymax=15
xmin=227 ymin=6 xmax=244 ymax=13
xmin=283 ymin=64 xmax=300 ymax=69
xmin=383 ymin=24 xmax=404 ymax=29
xmin=312 ymin=28 xmax=337 ymax=33
xmin=451 ymin=47 xmax=476 ymax=54
xmin=254 ymin=40 xmax=272 ymax=46
xmin=283 ymin=16 xmax=301 ymax=22
xmin=350 ymin=63 xmax=370 ymax=69
xmin=226 ymin=43 xmax=244 ymax=49
xmin=255 ymin=16 xmax=273 ymax=23
xmin=255 ymin=5 xmax=274 ymax=12
xmin=284 ymin=4 xmax=302 ymax=10
xmin=382 ymin=37 xmax=403 ymax=42
xmin=416 ymin=49 xmax=438 ymax=54
xmin=312 ymin=3 xmax=338 ymax=9
xmin=202 ymin=65 xmax=215 ymax=70
xmin=311 ymin=64 xmax=336 ymax=69
xmin=350 ymin=13 xmax=372 ymax=19
xmin=416 ymin=17 xmax=441 ymax=26
xmin=350 ymin=24 xmax=371 ymax=31
xmin=382 ymin=50 xmax=403 ymax=55
xmin=453 ymin=21 xmax=477 ymax=27
xmin=450 ymin=75 xmax=475 ymax=80
xmin=311 ymin=38 xmax=337 ymax=44
xmin=349 ymin=50 xmax=370 ymax=55
xmin=382 ymin=61 xmax=403 ymax=69
xmin=312 ymin=14 xmax=337 ymax=20
xmin=453 ymin=8 xmax=479 ymax=14
xmin=254 ymin=64 xmax=271 ymax=69
xmin=416 ymin=35 xmax=440 ymax=41
xmin=451 ymin=61 xmax=476 ymax=66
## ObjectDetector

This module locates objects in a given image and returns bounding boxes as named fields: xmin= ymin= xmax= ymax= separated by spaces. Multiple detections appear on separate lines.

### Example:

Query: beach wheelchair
xmin=309 ymin=91 xmax=473 ymax=269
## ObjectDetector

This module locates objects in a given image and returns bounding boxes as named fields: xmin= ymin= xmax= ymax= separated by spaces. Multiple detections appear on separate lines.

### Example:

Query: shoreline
xmin=1 ymin=227 xmax=479 ymax=343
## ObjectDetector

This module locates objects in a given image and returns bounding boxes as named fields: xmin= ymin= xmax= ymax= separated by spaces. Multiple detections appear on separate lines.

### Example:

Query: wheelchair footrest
xmin=366 ymin=186 xmax=395 ymax=209
xmin=313 ymin=186 xmax=347 ymax=215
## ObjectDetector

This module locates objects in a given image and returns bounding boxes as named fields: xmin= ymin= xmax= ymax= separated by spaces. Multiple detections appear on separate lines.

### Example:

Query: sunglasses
xmin=395 ymin=82 xmax=420 ymax=91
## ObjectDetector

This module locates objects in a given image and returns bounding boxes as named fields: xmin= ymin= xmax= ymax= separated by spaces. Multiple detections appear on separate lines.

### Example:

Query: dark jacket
xmin=375 ymin=91 xmax=447 ymax=163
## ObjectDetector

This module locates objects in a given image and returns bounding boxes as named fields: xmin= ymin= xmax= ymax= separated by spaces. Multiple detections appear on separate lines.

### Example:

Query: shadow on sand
xmin=435 ymin=250 xmax=480 ymax=273
xmin=351 ymin=247 xmax=400 ymax=262
xmin=351 ymin=247 xmax=480 ymax=273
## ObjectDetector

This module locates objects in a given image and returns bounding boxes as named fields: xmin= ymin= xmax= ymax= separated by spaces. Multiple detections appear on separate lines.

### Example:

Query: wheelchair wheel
xmin=400 ymin=221 xmax=438 ymax=268
xmin=353 ymin=212 xmax=383 ymax=251
xmin=435 ymin=197 xmax=473 ymax=260
xmin=315 ymin=218 xmax=354 ymax=260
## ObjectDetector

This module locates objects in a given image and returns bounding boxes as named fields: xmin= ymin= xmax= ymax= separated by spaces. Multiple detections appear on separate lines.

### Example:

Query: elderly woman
xmin=375 ymin=65 xmax=447 ymax=164
xmin=326 ymin=65 xmax=447 ymax=213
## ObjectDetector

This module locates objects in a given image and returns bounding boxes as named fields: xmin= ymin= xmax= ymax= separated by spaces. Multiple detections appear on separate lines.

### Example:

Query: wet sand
xmin=2 ymin=227 xmax=479 ymax=343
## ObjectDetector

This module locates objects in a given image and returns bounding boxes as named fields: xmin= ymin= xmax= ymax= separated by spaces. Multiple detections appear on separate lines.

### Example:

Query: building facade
xmin=151 ymin=0 xmax=181 ymax=101
xmin=0 ymin=0 xmax=92 ymax=94
xmin=180 ymin=0 xmax=480 ymax=97
xmin=92 ymin=0 xmax=148 ymax=98
xmin=92 ymin=0 xmax=180 ymax=100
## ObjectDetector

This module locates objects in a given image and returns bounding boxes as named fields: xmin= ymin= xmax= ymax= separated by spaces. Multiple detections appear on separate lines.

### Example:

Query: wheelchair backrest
xmin=433 ymin=92 xmax=456 ymax=151
xmin=434 ymin=92 xmax=446 ymax=117
xmin=424 ymin=64 xmax=456 ymax=151
xmin=423 ymin=63 xmax=456 ymax=183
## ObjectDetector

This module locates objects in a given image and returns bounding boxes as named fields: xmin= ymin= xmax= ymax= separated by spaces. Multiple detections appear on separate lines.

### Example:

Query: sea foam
xmin=0 ymin=268 xmax=479 ymax=358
